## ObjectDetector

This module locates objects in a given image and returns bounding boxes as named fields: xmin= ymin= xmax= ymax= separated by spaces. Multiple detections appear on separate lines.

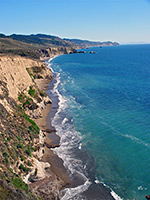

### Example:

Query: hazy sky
xmin=0 ymin=0 xmax=150 ymax=44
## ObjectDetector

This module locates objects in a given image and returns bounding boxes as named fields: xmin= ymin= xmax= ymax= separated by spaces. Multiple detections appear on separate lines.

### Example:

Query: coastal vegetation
xmin=0 ymin=52 xmax=54 ymax=199
xmin=0 ymin=81 xmax=40 ymax=199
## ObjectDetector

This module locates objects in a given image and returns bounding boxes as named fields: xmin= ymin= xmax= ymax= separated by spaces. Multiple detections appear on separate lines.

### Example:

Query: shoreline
xmin=36 ymin=54 xmax=121 ymax=200
xmin=31 ymin=55 xmax=70 ymax=199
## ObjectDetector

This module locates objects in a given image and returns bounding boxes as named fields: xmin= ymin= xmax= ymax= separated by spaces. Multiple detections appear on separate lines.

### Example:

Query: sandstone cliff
xmin=0 ymin=56 xmax=37 ymax=100
xmin=0 ymin=44 xmax=77 ymax=60
xmin=39 ymin=47 xmax=77 ymax=60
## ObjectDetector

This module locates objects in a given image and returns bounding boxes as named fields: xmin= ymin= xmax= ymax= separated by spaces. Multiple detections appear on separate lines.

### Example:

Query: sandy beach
xmin=30 ymin=55 xmax=70 ymax=199
xmin=35 ymin=80 xmax=69 ymax=183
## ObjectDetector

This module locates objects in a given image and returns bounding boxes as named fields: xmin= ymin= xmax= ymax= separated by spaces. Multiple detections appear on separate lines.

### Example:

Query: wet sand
xmin=34 ymin=69 xmax=69 ymax=197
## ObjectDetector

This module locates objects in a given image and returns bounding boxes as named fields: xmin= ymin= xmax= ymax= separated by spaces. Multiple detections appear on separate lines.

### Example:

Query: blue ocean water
xmin=49 ymin=45 xmax=150 ymax=200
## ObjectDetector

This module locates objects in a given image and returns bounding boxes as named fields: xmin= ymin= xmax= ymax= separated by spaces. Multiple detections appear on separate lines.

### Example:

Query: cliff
xmin=39 ymin=47 xmax=77 ymax=60
xmin=0 ymin=46 xmax=77 ymax=61
xmin=0 ymin=54 xmax=66 ymax=199
xmin=0 ymin=56 xmax=36 ymax=100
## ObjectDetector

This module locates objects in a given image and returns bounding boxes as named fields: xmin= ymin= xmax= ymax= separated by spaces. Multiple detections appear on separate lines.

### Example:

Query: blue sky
xmin=0 ymin=0 xmax=150 ymax=44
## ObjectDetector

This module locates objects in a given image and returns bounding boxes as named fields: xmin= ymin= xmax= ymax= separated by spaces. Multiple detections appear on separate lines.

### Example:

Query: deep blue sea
xmin=48 ymin=45 xmax=150 ymax=200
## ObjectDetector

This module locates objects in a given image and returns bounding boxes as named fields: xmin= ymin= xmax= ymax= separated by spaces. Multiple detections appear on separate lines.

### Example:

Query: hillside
xmin=0 ymin=34 xmax=78 ymax=60
xmin=64 ymin=38 xmax=119 ymax=47
xmin=0 ymin=33 xmax=77 ymax=50
xmin=0 ymin=34 xmax=119 ymax=53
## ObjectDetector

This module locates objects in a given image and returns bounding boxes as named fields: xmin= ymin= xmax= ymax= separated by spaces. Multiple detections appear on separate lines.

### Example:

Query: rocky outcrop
xmin=39 ymin=47 xmax=77 ymax=60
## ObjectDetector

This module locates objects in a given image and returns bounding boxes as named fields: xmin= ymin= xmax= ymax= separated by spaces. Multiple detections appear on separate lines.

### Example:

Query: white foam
xmin=138 ymin=186 xmax=147 ymax=191
xmin=78 ymin=143 xmax=82 ymax=150
xmin=95 ymin=179 xmax=123 ymax=200
xmin=111 ymin=190 xmax=123 ymax=200
xmin=62 ymin=117 xmax=68 ymax=125
xmin=48 ymin=64 xmax=54 ymax=73
xmin=61 ymin=179 xmax=91 ymax=200
xmin=48 ymin=60 xmax=92 ymax=199
xmin=53 ymin=73 xmax=61 ymax=92
xmin=46 ymin=55 xmax=60 ymax=72
xmin=48 ymin=55 xmax=59 ymax=63
xmin=94 ymin=178 xmax=100 ymax=184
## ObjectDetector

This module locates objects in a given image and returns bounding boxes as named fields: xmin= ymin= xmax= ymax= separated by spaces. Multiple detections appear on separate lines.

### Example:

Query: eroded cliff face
xmin=39 ymin=47 xmax=77 ymax=60
xmin=0 ymin=55 xmax=65 ymax=199
xmin=0 ymin=56 xmax=52 ymax=100
xmin=0 ymin=46 xmax=78 ymax=61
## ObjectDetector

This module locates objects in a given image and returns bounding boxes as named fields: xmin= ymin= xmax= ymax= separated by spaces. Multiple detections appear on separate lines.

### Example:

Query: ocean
xmin=47 ymin=45 xmax=150 ymax=200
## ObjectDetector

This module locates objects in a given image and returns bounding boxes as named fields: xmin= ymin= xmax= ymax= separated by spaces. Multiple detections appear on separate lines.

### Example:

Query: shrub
xmin=25 ymin=145 xmax=31 ymax=157
xmin=31 ymin=147 xmax=35 ymax=151
xmin=9 ymin=168 xmax=13 ymax=172
xmin=27 ymin=160 xmax=32 ymax=166
xmin=4 ymin=158 xmax=9 ymax=163
xmin=29 ymin=125 xmax=34 ymax=131
xmin=16 ymin=136 xmax=21 ymax=141
xmin=23 ymin=99 xmax=32 ymax=107
xmin=28 ymin=102 xmax=38 ymax=110
xmin=40 ymin=90 xmax=47 ymax=97
xmin=7 ymin=137 xmax=11 ymax=141
xmin=20 ymin=155 xmax=25 ymax=161
xmin=17 ymin=143 xmax=24 ymax=149
xmin=18 ymin=92 xmax=27 ymax=101
xmin=3 ymin=152 xmax=8 ymax=157
xmin=19 ymin=164 xmax=30 ymax=173
xmin=28 ymin=86 xmax=35 ymax=97
xmin=18 ymin=94 xmax=23 ymax=101
xmin=20 ymin=112 xmax=40 ymax=134
xmin=11 ymin=177 xmax=28 ymax=190
xmin=23 ymin=113 xmax=40 ymax=134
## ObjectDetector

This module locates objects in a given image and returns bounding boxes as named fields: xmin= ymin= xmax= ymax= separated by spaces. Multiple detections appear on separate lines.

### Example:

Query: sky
xmin=0 ymin=0 xmax=150 ymax=44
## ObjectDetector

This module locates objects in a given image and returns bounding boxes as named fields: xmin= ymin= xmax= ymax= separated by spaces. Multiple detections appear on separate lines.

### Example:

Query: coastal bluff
xmin=0 ymin=54 xmax=67 ymax=199
xmin=0 ymin=56 xmax=39 ymax=100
